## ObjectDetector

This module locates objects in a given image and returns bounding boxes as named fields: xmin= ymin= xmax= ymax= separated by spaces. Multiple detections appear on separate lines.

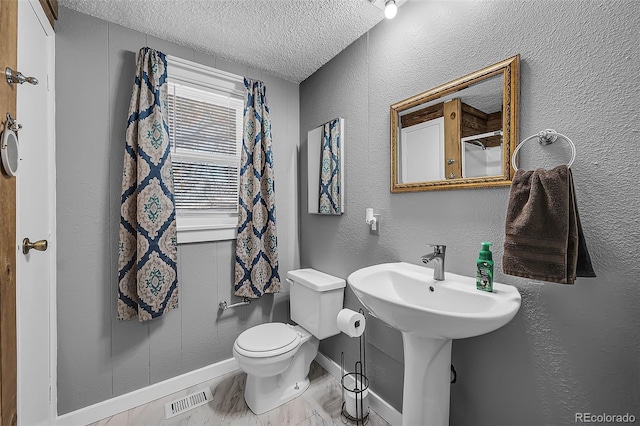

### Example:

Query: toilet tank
xmin=287 ymin=269 xmax=345 ymax=340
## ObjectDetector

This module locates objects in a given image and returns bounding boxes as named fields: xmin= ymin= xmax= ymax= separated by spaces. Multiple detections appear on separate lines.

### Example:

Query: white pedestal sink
xmin=347 ymin=262 xmax=521 ymax=426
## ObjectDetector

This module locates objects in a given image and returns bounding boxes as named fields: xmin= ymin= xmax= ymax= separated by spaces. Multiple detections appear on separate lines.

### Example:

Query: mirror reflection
xmin=307 ymin=117 xmax=344 ymax=215
xmin=391 ymin=55 xmax=520 ymax=192
xmin=1 ymin=128 xmax=19 ymax=177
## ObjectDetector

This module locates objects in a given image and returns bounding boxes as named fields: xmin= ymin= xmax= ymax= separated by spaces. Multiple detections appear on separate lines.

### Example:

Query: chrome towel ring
xmin=512 ymin=129 xmax=576 ymax=171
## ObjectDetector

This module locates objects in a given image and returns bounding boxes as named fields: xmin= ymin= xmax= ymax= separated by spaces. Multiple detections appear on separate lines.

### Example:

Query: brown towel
xmin=503 ymin=165 xmax=596 ymax=284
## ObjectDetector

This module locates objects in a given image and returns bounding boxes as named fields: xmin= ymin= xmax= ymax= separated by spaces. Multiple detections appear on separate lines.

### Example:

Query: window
xmin=166 ymin=56 xmax=245 ymax=243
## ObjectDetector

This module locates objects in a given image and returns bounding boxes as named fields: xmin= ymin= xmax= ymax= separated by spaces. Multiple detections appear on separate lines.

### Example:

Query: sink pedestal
xmin=402 ymin=334 xmax=452 ymax=426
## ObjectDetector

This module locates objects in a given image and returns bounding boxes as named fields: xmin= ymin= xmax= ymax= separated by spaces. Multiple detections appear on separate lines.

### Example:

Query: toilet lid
xmin=236 ymin=323 xmax=300 ymax=355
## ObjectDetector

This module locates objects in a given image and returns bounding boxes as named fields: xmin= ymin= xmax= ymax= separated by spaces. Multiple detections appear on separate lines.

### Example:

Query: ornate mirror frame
xmin=390 ymin=55 xmax=520 ymax=192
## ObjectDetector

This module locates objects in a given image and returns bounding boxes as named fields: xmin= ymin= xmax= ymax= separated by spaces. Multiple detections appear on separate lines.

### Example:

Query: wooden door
xmin=0 ymin=1 xmax=18 ymax=424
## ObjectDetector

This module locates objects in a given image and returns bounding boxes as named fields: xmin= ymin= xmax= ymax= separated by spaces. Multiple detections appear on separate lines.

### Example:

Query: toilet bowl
xmin=233 ymin=323 xmax=319 ymax=414
xmin=232 ymin=268 xmax=346 ymax=415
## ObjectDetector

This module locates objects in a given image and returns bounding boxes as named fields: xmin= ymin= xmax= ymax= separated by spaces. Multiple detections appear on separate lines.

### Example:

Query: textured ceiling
xmin=59 ymin=0 xmax=389 ymax=83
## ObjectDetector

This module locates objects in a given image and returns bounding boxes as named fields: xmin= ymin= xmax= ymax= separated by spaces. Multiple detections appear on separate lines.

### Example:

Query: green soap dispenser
xmin=476 ymin=242 xmax=494 ymax=292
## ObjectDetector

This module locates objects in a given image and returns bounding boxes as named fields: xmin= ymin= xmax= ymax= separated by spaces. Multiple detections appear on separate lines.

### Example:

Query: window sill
xmin=176 ymin=216 xmax=237 ymax=244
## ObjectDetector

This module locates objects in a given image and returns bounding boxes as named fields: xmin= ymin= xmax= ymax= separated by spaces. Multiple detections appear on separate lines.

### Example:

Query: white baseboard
xmin=314 ymin=352 xmax=402 ymax=426
xmin=56 ymin=358 xmax=240 ymax=426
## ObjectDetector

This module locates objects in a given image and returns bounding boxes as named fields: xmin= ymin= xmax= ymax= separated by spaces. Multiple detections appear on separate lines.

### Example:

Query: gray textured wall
xmin=56 ymin=7 xmax=299 ymax=414
xmin=300 ymin=1 xmax=640 ymax=425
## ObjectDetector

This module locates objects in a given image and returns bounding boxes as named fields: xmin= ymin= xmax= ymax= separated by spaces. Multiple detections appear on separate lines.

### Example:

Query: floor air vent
xmin=164 ymin=387 xmax=214 ymax=419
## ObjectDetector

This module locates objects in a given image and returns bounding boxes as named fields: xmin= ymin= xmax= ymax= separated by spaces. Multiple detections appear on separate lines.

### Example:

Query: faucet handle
xmin=427 ymin=244 xmax=446 ymax=254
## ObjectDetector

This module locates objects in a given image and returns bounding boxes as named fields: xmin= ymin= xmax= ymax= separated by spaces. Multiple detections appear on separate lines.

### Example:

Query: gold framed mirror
xmin=390 ymin=55 xmax=520 ymax=192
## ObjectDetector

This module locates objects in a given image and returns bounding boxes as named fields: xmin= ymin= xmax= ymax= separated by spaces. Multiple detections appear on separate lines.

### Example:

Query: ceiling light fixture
xmin=384 ymin=0 xmax=398 ymax=19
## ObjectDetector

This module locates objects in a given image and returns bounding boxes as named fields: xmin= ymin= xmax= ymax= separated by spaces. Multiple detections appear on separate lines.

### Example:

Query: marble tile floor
xmin=90 ymin=361 xmax=391 ymax=426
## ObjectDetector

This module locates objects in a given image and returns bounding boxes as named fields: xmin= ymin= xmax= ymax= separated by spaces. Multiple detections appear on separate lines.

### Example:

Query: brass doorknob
xmin=23 ymin=238 xmax=47 ymax=255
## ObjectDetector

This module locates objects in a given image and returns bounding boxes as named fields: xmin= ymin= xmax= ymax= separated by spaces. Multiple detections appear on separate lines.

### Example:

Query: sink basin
xmin=347 ymin=262 xmax=521 ymax=426
xmin=347 ymin=262 xmax=521 ymax=339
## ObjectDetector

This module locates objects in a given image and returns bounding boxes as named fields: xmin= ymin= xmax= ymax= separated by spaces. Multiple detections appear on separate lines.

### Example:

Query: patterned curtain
xmin=318 ymin=118 xmax=341 ymax=214
xmin=118 ymin=47 xmax=178 ymax=321
xmin=234 ymin=78 xmax=280 ymax=298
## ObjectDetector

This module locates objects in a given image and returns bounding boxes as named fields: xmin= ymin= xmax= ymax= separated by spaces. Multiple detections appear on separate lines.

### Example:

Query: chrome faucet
xmin=421 ymin=244 xmax=446 ymax=281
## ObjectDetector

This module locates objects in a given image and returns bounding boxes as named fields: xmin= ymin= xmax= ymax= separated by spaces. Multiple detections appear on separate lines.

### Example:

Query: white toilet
xmin=233 ymin=268 xmax=346 ymax=414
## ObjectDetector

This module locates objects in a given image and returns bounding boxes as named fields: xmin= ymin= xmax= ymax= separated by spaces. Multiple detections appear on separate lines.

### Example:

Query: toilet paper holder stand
xmin=341 ymin=308 xmax=370 ymax=424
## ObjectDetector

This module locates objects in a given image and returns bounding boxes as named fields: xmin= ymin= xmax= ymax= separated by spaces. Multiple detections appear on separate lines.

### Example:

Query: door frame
xmin=0 ymin=0 xmax=19 ymax=424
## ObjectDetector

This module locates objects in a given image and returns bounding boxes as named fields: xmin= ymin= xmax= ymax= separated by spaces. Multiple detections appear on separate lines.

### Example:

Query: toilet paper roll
xmin=337 ymin=309 xmax=366 ymax=337
xmin=344 ymin=373 xmax=369 ymax=418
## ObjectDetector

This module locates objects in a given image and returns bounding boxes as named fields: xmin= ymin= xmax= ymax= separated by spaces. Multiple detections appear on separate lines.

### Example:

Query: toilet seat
xmin=234 ymin=323 xmax=301 ymax=358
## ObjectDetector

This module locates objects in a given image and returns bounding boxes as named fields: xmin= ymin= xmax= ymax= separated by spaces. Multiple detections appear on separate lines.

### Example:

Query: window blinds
xmin=167 ymin=82 xmax=243 ymax=212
